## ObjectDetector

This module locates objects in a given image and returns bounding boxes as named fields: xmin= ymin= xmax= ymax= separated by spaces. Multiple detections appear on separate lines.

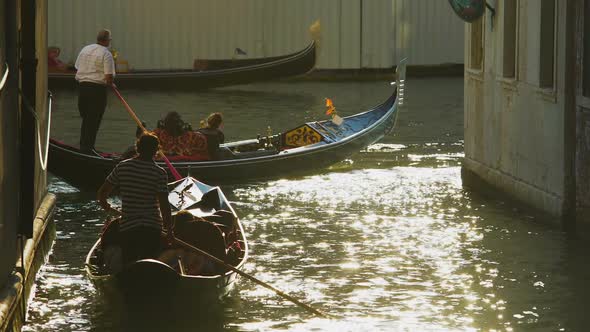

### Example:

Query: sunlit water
xmin=23 ymin=79 xmax=589 ymax=331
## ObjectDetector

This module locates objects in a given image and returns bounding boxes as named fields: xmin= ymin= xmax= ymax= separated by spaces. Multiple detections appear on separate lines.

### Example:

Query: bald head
xmin=96 ymin=29 xmax=112 ymax=46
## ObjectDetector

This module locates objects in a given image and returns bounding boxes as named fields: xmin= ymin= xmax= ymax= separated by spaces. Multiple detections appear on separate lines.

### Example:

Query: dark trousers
xmin=78 ymin=82 xmax=107 ymax=150
xmin=119 ymin=227 xmax=161 ymax=265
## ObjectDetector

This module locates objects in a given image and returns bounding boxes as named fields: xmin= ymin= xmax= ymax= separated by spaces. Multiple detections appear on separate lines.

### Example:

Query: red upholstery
xmin=153 ymin=128 xmax=210 ymax=158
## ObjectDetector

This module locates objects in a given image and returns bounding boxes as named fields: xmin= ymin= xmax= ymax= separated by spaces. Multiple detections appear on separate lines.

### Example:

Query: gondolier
xmin=75 ymin=29 xmax=116 ymax=154
xmin=97 ymin=133 xmax=173 ymax=264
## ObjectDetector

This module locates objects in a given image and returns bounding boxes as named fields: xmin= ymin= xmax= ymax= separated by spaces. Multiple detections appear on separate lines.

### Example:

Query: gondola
xmin=85 ymin=176 xmax=249 ymax=301
xmin=48 ymin=41 xmax=317 ymax=90
xmin=49 ymin=60 xmax=407 ymax=190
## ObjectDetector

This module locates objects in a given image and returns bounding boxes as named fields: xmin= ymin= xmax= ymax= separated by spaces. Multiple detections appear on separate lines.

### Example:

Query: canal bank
xmin=0 ymin=195 xmax=56 ymax=332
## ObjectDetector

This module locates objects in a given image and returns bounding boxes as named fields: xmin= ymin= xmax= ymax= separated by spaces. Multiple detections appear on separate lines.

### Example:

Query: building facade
xmin=48 ymin=0 xmax=464 ymax=70
xmin=462 ymin=0 xmax=589 ymax=224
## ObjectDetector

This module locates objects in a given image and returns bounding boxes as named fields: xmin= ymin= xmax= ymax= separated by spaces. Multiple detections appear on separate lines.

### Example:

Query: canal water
xmin=24 ymin=78 xmax=589 ymax=331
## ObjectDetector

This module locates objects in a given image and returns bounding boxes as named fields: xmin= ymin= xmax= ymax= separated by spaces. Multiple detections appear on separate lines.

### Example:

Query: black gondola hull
xmin=49 ymin=42 xmax=316 ymax=90
xmin=49 ymin=97 xmax=397 ymax=190
xmin=49 ymin=84 xmax=399 ymax=190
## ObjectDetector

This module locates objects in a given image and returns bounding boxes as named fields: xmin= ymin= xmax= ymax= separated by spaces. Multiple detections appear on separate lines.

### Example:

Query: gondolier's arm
xmin=97 ymin=181 xmax=122 ymax=215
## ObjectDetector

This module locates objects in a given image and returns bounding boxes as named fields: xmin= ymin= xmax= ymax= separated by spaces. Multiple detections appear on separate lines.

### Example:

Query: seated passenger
xmin=203 ymin=210 xmax=237 ymax=245
xmin=197 ymin=112 xmax=225 ymax=160
xmin=48 ymin=46 xmax=67 ymax=72
xmin=158 ymin=211 xmax=226 ymax=275
xmin=158 ymin=211 xmax=201 ymax=273
xmin=153 ymin=112 xmax=208 ymax=158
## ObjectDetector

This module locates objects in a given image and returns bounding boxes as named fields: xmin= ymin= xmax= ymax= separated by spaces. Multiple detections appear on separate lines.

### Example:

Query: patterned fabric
xmin=153 ymin=128 xmax=209 ymax=158
xmin=106 ymin=158 xmax=168 ymax=232
xmin=75 ymin=44 xmax=116 ymax=85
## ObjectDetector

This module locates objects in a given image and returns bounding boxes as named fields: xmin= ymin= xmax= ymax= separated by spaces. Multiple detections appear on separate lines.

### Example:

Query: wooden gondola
xmin=49 ymin=60 xmax=407 ymax=190
xmin=85 ymin=176 xmax=249 ymax=301
xmin=48 ymin=41 xmax=317 ymax=90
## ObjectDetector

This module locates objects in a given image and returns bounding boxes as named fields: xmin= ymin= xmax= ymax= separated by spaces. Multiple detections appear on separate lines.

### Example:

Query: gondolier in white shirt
xmin=75 ymin=29 xmax=116 ymax=154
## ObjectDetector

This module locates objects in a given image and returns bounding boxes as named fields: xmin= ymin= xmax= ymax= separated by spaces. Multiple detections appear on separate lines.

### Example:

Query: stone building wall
xmin=462 ymin=0 xmax=570 ymax=217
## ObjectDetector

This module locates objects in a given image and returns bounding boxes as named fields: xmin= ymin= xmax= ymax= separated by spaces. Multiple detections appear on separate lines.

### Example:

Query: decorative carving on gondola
xmin=283 ymin=124 xmax=323 ymax=148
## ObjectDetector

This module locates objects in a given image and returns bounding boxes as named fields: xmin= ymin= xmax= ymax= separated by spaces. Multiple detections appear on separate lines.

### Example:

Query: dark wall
xmin=576 ymin=0 xmax=590 ymax=213
xmin=0 ymin=0 xmax=21 ymax=289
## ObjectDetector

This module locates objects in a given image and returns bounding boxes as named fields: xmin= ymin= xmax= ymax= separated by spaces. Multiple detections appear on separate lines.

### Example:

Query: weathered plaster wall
xmin=463 ymin=0 xmax=567 ymax=216
xmin=47 ymin=0 xmax=464 ymax=70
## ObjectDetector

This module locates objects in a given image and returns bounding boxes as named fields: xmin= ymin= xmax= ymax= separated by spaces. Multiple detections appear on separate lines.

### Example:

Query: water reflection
xmin=24 ymin=79 xmax=590 ymax=331
xmin=231 ymin=167 xmax=485 ymax=331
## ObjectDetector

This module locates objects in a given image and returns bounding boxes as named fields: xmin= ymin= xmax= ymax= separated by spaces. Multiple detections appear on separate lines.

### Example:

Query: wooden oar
xmin=111 ymin=86 xmax=182 ymax=181
xmin=172 ymin=236 xmax=334 ymax=318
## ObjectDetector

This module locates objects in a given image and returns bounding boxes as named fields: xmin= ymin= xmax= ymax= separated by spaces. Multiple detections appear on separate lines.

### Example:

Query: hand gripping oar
xmin=111 ymin=86 xmax=182 ymax=181
xmin=172 ymin=236 xmax=334 ymax=318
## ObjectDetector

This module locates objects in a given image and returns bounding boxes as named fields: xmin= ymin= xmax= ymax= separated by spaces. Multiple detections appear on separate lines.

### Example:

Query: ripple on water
xmin=26 ymin=79 xmax=590 ymax=331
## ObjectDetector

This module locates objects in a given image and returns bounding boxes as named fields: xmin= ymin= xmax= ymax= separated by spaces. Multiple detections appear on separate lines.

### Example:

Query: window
xmin=470 ymin=17 xmax=484 ymax=70
xmin=503 ymin=0 xmax=517 ymax=78
xmin=539 ymin=0 xmax=555 ymax=88
xmin=584 ymin=0 xmax=590 ymax=97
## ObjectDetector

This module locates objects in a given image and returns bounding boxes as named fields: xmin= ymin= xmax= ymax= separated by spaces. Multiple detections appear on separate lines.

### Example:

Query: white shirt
xmin=74 ymin=44 xmax=116 ymax=85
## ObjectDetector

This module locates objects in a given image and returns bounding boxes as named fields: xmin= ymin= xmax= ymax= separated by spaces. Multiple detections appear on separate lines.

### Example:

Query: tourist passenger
xmin=153 ymin=111 xmax=208 ymax=158
xmin=75 ymin=29 xmax=116 ymax=154
xmin=197 ymin=112 xmax=225 ymax=160
xmin=48 ymin=46 xmax=67 ymax=71
xmin=97 ymin=133 xmax=173 ymax=265
xmin=158 ymin=211 xmax=224 ymax=275
xmin=158 ymin=211 xmax=200 ymax=273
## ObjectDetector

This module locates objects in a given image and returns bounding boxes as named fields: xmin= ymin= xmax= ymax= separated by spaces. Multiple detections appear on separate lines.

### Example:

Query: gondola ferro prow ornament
xmin=395 ymin=58 xmax=407 ymax=108
xmin=325 ymin=98 xmax=344 ymax=126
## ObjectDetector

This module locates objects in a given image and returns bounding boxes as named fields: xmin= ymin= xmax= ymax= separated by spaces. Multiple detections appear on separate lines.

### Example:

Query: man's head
xmin=97 ymin=29 xmax=112 ymax=47
xmin=161 ymin=111 xmax=186 ymax=137
xmin=136 ymin=132 xmax=160 ymax=159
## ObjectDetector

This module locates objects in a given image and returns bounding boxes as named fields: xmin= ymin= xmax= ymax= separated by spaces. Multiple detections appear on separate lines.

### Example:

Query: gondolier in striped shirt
xmin=75 ymin=29 xmax=116 ymax=154
xmin=97 ymin=133 xmax=173 ymax=264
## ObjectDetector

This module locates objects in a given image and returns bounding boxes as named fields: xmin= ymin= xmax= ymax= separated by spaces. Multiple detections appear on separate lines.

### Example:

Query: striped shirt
xmin=75 ymin=44 xmax=115 ymax=85
xmin=106 ymin=158 xmax=168 ymax=232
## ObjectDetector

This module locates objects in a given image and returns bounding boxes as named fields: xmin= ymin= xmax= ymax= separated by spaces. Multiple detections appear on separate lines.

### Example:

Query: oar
xmin=111 ymin=86 xmax=182 ymax=181
xmin=172 ymin=236 xmax=334 ymax=318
